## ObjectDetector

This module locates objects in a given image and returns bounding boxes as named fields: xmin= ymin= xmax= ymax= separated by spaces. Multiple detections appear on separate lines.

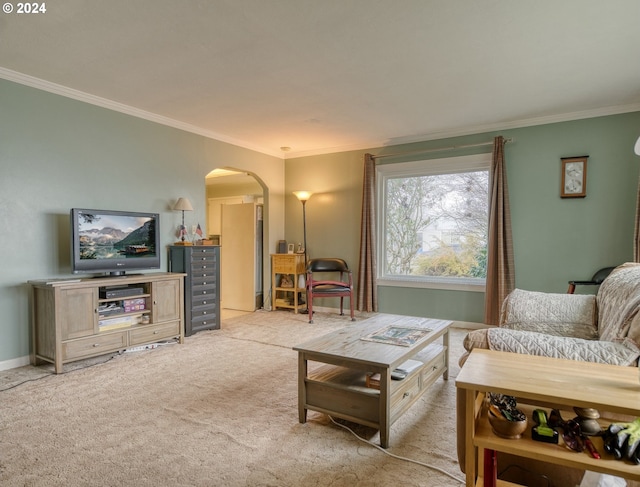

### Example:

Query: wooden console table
xmin=271 ymin=253 xmax=306 ymax=313
xmin=456 ymin=349 xmax=640 ymax=487
xmin=294 ymin=314 xmax=452 ymax=448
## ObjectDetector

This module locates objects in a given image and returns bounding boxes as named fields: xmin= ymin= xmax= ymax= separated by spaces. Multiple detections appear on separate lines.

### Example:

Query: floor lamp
xmin=293 ymin=191 xmax=313 ymax=311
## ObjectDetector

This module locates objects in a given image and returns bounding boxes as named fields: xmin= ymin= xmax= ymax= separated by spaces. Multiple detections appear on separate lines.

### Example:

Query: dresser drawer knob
xmin=154 ymin=330 xmax=159 ymax=334
xmin=403 ymin=392 xmax=410 ymax=398
xmin=93 ymin=343 xmax=99 ymax=348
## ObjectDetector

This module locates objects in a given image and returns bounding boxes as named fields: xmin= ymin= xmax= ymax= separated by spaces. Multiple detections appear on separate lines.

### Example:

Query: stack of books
xmin=98 ymin=315 xmax=142 ymax=331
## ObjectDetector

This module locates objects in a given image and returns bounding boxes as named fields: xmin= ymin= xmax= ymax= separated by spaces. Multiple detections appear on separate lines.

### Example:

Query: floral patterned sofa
xmin=456 ymin=262 xmax=640 ymax=486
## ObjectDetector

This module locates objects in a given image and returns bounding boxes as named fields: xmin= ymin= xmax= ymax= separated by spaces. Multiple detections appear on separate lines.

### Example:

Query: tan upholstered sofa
xmin=457 ymin=262 xmax=640 ymax=486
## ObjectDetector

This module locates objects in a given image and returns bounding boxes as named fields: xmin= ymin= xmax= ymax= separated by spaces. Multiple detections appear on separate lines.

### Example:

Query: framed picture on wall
xmin=561 ymin=156 xmax=588 ymax=198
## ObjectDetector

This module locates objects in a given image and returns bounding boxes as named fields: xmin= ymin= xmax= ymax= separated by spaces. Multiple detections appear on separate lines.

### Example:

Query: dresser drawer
xmin=191 ymin=261 xmax=217 ymax=273
xmin=130 ymin=322 xmax=181 ymax=345
xmin=191 ymin=307 xmax=216 ymax=320
xmin=190 ymin=247 xmax=217 ymax=260
xmin=63 ymin=332 xmax=127 ymax=360
xmin=192 ymin=275 xmax=217 ymax=286
xmin=191 ymin=267 xmax=217 ymax=279
xmin=192 ymin=285 xmax=215 ymax=298
xmin=191 ymin=314 xmax=219 ymax=331
xmin=192 ymin=293 xmax=216 ymax=307
xmin=190 ymin=254 xmax=216 ymax=266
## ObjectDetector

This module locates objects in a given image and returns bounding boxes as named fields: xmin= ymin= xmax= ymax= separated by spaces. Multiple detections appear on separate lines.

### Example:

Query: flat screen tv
xmin=71 ymin=208 xmax=161 ymax=276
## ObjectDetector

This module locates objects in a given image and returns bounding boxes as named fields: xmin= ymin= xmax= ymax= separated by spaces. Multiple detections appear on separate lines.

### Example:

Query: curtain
xmin=484 ymin=136 xmax=515 ymax=325
xmin=635 ymin=174 xmax=640 ymax=262
xmin=357 ymin=153 xmax=378 ymax=312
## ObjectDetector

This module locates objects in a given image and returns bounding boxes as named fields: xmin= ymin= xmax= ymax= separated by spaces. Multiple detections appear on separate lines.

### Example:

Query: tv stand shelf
xmin=29 ymin=272 xmax=186 ymax=373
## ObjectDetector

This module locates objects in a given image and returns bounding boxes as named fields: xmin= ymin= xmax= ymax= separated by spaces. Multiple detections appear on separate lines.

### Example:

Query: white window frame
xmin=376 ymin=153 xmax=491 ymax=292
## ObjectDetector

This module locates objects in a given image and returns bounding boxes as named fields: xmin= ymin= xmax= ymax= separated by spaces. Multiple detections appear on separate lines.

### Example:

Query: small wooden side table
xmin=271 ymin=253 xmax=306 ymax=313
xmin=456 ymin=349 xmax=640 ymax=487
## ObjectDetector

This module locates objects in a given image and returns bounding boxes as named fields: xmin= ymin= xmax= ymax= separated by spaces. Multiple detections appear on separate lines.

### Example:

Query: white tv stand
xmin=29 ymin=272 xmax=185 ymax=373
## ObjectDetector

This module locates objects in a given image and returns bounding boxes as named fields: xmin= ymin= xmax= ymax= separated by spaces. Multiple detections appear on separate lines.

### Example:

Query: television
xmin=71 ymin=208 xmax=161 ymax=276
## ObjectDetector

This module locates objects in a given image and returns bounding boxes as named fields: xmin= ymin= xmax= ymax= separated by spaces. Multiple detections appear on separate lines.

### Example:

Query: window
xmin=377 ymin=153 xmax=491 ymax=291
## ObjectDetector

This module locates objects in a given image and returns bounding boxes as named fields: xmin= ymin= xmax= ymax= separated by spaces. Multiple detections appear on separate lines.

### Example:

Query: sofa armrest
xmin=500 ymin=289 xmax=597 ymax=338
xmin=488 ymin=329 xmax=640 ymax=366
xmin=501 ymin=321 xmax=598 ymax=340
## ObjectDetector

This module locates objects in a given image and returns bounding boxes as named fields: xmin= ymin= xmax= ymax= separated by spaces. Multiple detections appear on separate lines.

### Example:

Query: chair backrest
xmin=307 ymin=258 xmax=349 ymax=273
xmin=591 ymin=266 xmax=615 ymax=284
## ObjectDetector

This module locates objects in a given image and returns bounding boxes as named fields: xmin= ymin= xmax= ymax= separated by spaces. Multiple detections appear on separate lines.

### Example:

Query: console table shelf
xmin=29 ymin=272 xmax=186 ymax=373
xmin=456 ymin=349 xmax=640 ymax=487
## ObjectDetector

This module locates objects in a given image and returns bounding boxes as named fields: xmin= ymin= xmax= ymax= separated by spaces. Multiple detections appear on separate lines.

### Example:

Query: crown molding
xmin=3 ymin=67 xmax=638 ymax=161
xmin=284 ymin=102 xmax=640 ymax=159
xmin=0 ymin=67 xmax=283 ymax=159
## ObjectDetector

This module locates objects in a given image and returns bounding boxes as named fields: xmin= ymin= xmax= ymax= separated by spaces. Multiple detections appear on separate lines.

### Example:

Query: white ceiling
xmin=2 ymin=0 xmax=639 ymax=158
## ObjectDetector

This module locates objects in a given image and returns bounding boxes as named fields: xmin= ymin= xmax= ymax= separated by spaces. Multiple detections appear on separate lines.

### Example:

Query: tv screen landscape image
xmin=71 ymin=208 xmax=161 ymax=276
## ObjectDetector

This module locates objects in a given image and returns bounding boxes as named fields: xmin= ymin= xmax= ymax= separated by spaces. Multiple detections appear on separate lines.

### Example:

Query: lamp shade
xmin=293 ymin=191 xmax=313 ymax=202
xmin=635 ymin=136 xmax=640 ymax=156
xmin=173 ymin=197 xmax=194 ymax=211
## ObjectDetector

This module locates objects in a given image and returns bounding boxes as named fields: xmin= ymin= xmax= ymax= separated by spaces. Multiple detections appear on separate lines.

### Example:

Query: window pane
xmin=384 ymin=170 xmax=488 ymax=279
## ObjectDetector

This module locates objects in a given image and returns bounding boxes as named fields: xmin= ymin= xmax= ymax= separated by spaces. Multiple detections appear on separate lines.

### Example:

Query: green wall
xmin=0 ymin=79 xmax=285 ymax=367
xmin=2 ymin=75 xmax=639 ymax=367
xmin=286 ymin=112 xmax=640 ymax=322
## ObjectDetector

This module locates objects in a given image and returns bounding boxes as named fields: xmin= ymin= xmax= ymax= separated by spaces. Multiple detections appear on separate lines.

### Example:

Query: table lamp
xmin=173 ymin=197 xmax=194 ymax=245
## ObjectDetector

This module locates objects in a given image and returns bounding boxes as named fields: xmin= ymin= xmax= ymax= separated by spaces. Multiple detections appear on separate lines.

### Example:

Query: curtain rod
xmin=372 ymin=137 xmax=514 ymax=160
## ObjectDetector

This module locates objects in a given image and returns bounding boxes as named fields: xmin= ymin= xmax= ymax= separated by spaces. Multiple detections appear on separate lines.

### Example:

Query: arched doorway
xmin=205 ymin=168 xmax=268 ymax=312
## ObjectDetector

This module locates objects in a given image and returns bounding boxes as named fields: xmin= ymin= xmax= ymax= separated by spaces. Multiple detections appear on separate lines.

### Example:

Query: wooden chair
xmin=306 ymin=258 xmax=355 ymax=324
xmin=567 ymin=266 xmax=615 ymax=293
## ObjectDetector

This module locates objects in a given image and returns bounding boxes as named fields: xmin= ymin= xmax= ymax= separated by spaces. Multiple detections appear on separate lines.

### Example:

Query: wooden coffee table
xmin=456 ymin=349 xmax=640 ymax=487
xmin=293 ymin=313 xmax=452 ymax=448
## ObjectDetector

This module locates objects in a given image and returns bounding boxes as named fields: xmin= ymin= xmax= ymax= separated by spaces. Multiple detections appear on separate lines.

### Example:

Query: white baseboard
xmin=451 ymin=320 xmax=488 ymax=330
xmin=270 ymin=306 xmax=487 ymax=330
xmin=0 ymin=355 xmax=30 ymax=371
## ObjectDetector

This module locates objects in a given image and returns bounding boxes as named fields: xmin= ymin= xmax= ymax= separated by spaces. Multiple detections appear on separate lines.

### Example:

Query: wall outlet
xmin=191 ymin=225 xmax=197 ymax=234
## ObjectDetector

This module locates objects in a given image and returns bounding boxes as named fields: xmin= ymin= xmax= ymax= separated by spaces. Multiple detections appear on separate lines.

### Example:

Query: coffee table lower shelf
xmin=303 ymin=343 xmax=447 ymax=444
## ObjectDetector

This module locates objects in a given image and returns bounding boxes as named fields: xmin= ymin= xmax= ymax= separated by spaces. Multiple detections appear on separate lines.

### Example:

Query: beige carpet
xmin=0 ymin=310 xmax=469 ymax=487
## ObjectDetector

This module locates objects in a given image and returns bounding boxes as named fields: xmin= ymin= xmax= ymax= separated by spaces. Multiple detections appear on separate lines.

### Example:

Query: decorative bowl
xmin=488 ymin=410 xmax=528 ymax=439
